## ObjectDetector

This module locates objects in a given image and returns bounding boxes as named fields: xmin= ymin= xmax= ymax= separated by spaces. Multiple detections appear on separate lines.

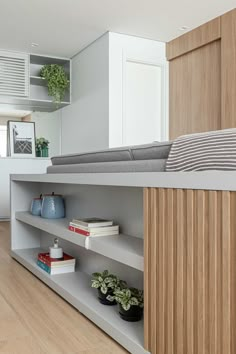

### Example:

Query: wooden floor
xmin=0 ymin=222 xmax=127 ymax=354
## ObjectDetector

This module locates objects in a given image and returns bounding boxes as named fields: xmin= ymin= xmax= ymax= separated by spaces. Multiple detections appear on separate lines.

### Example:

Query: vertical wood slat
xmin=222 ymin=192 xmax=231 ymax=354
xmin=186 ymin=190 xmax=194 ymax=354
xmin=144 ymin=188 xmax=236 ymax=354
xmin=143 ymin=188 xmax=151 ymax=350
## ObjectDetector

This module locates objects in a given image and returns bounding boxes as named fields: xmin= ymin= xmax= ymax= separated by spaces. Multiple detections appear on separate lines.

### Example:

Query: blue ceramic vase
xmin=41 ymin=193 xmax=65 ymax=219
xmin=30 ymin=195 xmax=42 ymax=216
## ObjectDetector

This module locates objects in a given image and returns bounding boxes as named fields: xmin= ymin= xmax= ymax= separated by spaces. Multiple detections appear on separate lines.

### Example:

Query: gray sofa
xmin=47 ymin=141 xmax=172 ymax=173
xmin=47 ymin=128 xmax=236 ymax=173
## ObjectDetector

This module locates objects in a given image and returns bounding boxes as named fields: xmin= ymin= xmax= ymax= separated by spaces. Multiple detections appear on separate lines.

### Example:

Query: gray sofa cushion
xmin=47 ymin=159 xmax=167 ymax=173
xmin=51 ymin=142 xmax=172 ymax=166
xmin=51 ymin=146 xmax=132 ymax=166
xmin=131 ymin=141 xmax=172 ymax=160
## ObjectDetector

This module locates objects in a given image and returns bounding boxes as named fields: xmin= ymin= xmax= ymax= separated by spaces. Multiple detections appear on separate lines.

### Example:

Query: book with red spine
xmin=69 ymin=225 xmax=89 ymax=236
xmin=38 ymin=252 xmax=75 ymax=267
xmin=68 ymin=224 xmax=119 ymax=237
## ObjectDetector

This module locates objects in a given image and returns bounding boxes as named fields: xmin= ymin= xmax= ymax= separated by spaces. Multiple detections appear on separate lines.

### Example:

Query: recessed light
xmin=179 ymin=26 xmax=189 ymax=31
xmin=31 ymin=43 xmax=39 ymax=47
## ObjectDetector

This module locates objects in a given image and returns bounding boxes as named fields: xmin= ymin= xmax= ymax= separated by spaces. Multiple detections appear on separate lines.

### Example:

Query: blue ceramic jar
xmin=41 ymin=193 xmax=65 ymax=219
xmin=30 ymin=196 xmax=42 ymax=216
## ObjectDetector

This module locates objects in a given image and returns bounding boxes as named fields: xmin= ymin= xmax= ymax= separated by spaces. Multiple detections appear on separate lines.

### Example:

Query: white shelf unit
xmin=29 ymin=54 xmax=71 ymax=110
xmin=11 ymin=175 xmax=147 ymax=354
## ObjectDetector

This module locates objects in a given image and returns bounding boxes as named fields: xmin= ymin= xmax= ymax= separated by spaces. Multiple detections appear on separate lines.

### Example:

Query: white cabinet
xmin=0 ymin=158 xmax=50 ymax=219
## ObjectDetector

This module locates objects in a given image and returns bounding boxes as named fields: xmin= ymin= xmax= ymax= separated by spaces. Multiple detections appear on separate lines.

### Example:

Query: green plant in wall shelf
xmin=36 ymin=137 xmax=50 ymax=157
xmin=40 ymin=64 xmax=69 ymax=104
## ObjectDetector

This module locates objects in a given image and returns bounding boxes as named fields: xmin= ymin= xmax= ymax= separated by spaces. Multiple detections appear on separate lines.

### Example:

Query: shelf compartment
xmin=15 ymin=212 xmax=88 ymax=249
xmin=89 ymin=235 xmax=143 ymax=271
xmin=15 ymin=212 xmax=144 ymax=271
xmin=30 ymin=75 xmax=46 ymax=86
xmin=11 ymin=248 xmax=148 ymax=354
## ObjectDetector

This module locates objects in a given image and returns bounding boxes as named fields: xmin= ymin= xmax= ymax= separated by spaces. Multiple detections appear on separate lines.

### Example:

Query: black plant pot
xmin=97 ymin=288 xmax=116 ymax=306
xmin=118 ymin=304 xmax=143 ymax=322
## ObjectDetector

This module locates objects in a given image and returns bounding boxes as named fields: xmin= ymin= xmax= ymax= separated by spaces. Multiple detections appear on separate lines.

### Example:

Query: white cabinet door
xmin=123 ymin=61 xmax=162 ymax=145
xmin=109 ymin=33 xmax=168 ymax=147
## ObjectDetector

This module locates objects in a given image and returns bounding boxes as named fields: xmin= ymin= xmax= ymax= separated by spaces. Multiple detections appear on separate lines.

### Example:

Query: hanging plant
xmin=40 ymin=64 xmax=69 ymax=104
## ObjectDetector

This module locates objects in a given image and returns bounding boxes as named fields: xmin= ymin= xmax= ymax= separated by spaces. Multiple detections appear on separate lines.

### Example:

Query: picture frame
xmin=7 ymin=121 xmax=36 ymax=158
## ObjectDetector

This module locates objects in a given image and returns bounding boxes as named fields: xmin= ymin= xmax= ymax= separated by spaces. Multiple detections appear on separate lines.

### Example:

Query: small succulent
xmin=107 ymin=287 xmax=144 ymax=311
xmin=91 ymin=270 xmax=126 ymax=295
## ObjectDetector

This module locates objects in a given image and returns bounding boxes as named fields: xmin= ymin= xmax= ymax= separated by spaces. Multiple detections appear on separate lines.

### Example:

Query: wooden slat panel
xmin=221 ymin=9 xmax=236 ymax=129
xmin=186 ymin=190 xmax=194 ymax=354
xmin=143 ymin=188 xmax=150 ymax=350
xmin=166 ymin=189 xmax=174 ymax=354
xmin=166 ymin=17 xmax=221 ymax=60
xmin=151 ymin=188 xmax=158 ymax=353
xmin=230 ymin=192 xmax=236 ymax=353
xmin=158 ymin=189 xmax=165 ymax=353
xmin=169 ymin=40 xmax=221 ymax=139
xmin=209 ymin=191 xmax=218 ymax=354
xmin=144 ymin=188 xmax=236 ymax=354
xmin=176 ymin=189 xmax=185 ymax=354
xmin=222 ymin=192 xmax=231 ymax=353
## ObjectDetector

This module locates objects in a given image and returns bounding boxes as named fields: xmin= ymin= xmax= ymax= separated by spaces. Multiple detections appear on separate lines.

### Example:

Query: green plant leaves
xmin=40 ymin=64 xmax=69 ymax=104
xmin=100 ymin=285 xmax=108 ymax=294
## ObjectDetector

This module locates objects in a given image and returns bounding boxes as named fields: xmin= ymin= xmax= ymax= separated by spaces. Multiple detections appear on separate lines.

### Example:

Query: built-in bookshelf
xmin=11 ymin=174 xmax=147 ymax=354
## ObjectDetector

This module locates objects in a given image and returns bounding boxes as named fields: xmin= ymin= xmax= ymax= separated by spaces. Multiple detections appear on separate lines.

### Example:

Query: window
xmin=0 ymin=125 xmax=7 ymax=157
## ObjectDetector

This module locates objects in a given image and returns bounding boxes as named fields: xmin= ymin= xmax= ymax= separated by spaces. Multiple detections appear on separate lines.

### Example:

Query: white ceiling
xmin=0 ymin=0 xmax=235 ymax=58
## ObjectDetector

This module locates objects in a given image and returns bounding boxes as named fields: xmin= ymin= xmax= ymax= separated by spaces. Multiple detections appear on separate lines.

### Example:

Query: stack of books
xmin=37 ymin=252 xmax=76 ymax=275
xmin=68 ymin=217 xmax=119 ymax=237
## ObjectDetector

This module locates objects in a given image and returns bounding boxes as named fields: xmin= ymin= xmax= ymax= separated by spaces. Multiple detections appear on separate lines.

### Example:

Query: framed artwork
xmin=7 ymin=121 xmax=36 ymax=158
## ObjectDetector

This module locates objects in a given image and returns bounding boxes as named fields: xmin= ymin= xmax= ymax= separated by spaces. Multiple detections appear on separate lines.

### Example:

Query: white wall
xmin=109 ymin=32 xmax=168 ymax=147
xmin=31 ymin=111 xmax=62 ymax=157
xmin=61 ymin=33 xmax=109 ymax=154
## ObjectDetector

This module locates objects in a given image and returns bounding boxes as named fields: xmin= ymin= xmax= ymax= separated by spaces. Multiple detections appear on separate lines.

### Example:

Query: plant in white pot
xmin=107 ymin=287 xmax=144 ymax=322
xmin=91 ymin=270 xmax=126 ymax=306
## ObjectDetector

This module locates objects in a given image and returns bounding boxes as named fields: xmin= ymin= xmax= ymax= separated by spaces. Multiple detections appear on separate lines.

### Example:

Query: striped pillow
xmin=165 ymin=129 xmax=236 ymax=171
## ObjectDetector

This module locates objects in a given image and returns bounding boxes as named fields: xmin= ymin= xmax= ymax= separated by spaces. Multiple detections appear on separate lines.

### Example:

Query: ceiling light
xmin=179 ymin=26 xmax=189 ymax=31
xmin=31 ymin=43 xmax=39 ymax=47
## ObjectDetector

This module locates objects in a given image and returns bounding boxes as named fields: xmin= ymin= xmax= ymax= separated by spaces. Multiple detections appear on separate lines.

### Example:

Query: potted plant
xmin=36 ymin=137 xmax=50 ymax=157
xmin=107 ymin=287 xmax=144 ymax=322
xmin=40 ymin=64 xmax=69 ymax=104
xmin=91 ymin=270 xmax=126 ymax=306
xmin=36 ymin=139 xmax=42 ymax=157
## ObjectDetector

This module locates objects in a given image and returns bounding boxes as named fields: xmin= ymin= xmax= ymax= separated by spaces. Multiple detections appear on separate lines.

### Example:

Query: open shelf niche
xmin=11 ymin=177 xmax=147 ymax=354
xmin=29 ymin=54 xmax=71 ymax=110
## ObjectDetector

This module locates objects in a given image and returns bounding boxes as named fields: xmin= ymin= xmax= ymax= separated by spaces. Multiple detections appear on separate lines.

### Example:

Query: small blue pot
xmin=30 ymin=196 xmax=42 ymax=216
xmin=41 ymin=193 xmax=65 ymax=219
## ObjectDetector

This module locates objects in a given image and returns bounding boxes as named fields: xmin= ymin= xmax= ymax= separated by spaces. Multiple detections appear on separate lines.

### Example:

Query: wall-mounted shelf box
xmin=0 ymin=50 xmax=71 ymax=112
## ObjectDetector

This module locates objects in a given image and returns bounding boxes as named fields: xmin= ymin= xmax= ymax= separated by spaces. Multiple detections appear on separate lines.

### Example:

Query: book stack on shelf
xmin=37 ymin=252 xmax=76 ymax=275
xmin=68 ymin=217 xmax=119 ymax=238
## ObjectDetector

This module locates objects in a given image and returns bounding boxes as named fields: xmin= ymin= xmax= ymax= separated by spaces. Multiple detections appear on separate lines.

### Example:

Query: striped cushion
xmin=166 ymin=129 xmax=236 ymax=171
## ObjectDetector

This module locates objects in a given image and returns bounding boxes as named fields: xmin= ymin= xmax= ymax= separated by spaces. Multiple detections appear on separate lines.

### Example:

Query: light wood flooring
xmin=0 ymin=222 xmax=127 ymax=354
